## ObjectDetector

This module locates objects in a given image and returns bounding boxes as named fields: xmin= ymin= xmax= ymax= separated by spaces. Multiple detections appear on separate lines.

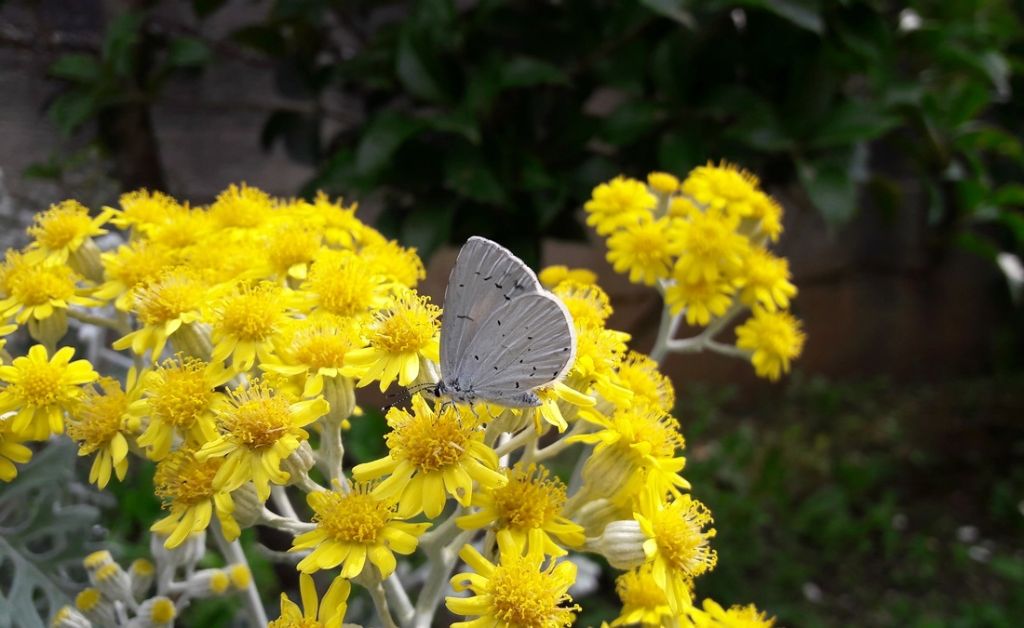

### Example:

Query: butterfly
xmin=433 ymin=237 xmax=576 ymax=407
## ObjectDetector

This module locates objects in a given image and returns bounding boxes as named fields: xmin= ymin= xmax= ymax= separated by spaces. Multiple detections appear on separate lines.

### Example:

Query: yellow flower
xmin=672 ymin=210 xmax=748 ymax=284
xmin=446 ymin=529 xmax=579 ymax=628
xmin=113 ymin=269 xmax=207 ymax=358
xmin=615 ymin=351 xmax=675 ymax=413
xmin=636 ymin=487 xmax=718 ymax=613
xmin=647 ymin=171 xmax=680 ymax=195
xmin=514 ymin=380 xmax=594 ymax=434
xmin=359 ymin=237 xmax=427 ymax=288
xmin=344 ymin=289 xmax=440 ymax=391
xmin=209 ymin=282 xmax=297 ymax=371
xmin=301 ymin=250 xmax=391 ymax=318
xmin=263 ymin=314 xmax=363 ymax=398
xmin=109 ymin=189 xmax=182 ymax=232
xmin=134 ymin=356 xmax=229 ymax=460
xmin=609 ymin=217 xmax=672 ymax=282
xmin=262 ymin=225 xmax=322 ymax=281
xmin=26 ymin=200 xmax=108 ymax=270
xmin=66 ymin=375 xmax=143 ymax=488
xmin=0 ymin=252 xmax=97 ymax=326
xmin=585 ymin=176 xmax=657 ymax=235
xmin=610 ymin=566 xmax=674 ymax=627
xmin=291 ymin=482 xmax=430 ymax=578
xmin=571 ymin=321 xmax=632 ymax=406
xmin=665 ymin=276 xmax=736 ymax=326
xmin=682 ymin=162 xmax=762 ymax=218
xmin=196 ymin=380 xmax=328 ymax=500
xmin=208 ymin=182 xmax=273 ymax=230
xmin=734 ymin=309 xmax=805 ymax=381
xmin=146 ymin=205 xmax=214 ymax=249
xmin=551 ymin=281 xmax=612 ymax=326
xmin=0 ymin=415 xmax=32 ymax=482
xmin=457 ymin=464 xmax=585 ymax=556
xmin=574 ymin=404 xmax=690 ymax=502
xmin=0 ymin=322 xmax=15 ymax=360
xmin=737 ymin=248 xmax=797 ymax=312
xmin=538 ymin=265 xmax=598 ymax=289
xmin=308 ymin=190 xmax=364 ymax=248
xmin=94 ymin=241 xmax=178 ymax=311
xmin=748 ymin=191 xmax=783 ymax=242
xmin=0 ymin=345 xmax=97 ymax=440
xmin=268 ymin=573 xmax=350 ymax=628
xmin=151 ymin=449 xmax=240 ymax=548
xmin=352 ymin=394 xmax=506 ymax=518
xmin=688 ymin=598 xmax=777 ymax=628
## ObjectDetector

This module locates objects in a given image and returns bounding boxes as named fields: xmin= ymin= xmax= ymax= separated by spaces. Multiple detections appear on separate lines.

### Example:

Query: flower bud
xmin=585 ymin=520 xmax=649 ymax=570
xmin=572 ymin=497 xmax=628 ymax=538
xmin=169 ymin=323 xmax=212 ymax=361
xmin=82 ymin=550 xmax=114 ymax=574
xmin=227 ymin=563 xmax=252 ymax=590
xmin=75 ymin=588 xmax=115 ymax=627
xmin=128 ymin=558 xmax=155 ymax=601
xmin=183 ymin=568 xmax=232 ymax=597
xmin=50 ymin=605 xmax=91 ymax=628
xmin=282 ymin=440 xmax=315 ymax=486
xmin=134 ymin=596 xmax=176 ymax=628
xmin=90 ymin=562 xmax=134 ymax=607
xmin=150 ymin=529 xmax=205 ymax=569
xmin=70 ymin=239 xmax=104 ymax=283
xmin=321 ymin=374 xmax=355 ymax=425
xmin=27 ymin=309 xmax=69 ymax=348
xmin=231 ymin=483 xmax=263 ymax=529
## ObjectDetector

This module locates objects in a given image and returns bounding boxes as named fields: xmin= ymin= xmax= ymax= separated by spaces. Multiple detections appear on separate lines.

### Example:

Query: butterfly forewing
xmin=454 ymin=292 xmax=576 ymax=404
xmin=440 ymin=237 xmax=542 ymax=379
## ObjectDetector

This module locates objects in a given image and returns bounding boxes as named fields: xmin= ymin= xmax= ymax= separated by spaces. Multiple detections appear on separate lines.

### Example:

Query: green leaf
xmin=102 ymin=11 xmax=144 ymax=78
xmin=499 ymin=56 xmax=568 ymax=88
xmin=993 ymin=184 xmax=1024 ymax=207
xmin=396 ymin=31 xmax=447 ymax=103
xmin=48 ymin=90 xmax=100 ymax=136
xmin=355 ymin=112 xmax=424 ymax=176
xmin=741 ymin=0 xmax=823 ymax=34
xmin=401 ymin=205 xmax=455 ymax=259
xmin=49 ymin=54 xmax=102 ymax=83
xmin=444 ymin=147 xmax=507 ymax=204
xmin=230 ymin=25 xmax=286 ymax=56
xmin=808 ymin=103 xmax=900 ymax=149
xmin=796 ymin=147 xmax=867 ymax=227
xmin=639 ymin=0 xmax=696 ymax=28
xmin=346 ymin=408 xmax=389 ymax=463
xmin=424 ymin=109 xmax=481 ymax=144
xmin=601 ymin=101 xmax=662 ymax=147
xmin=0 ymin=441 xmax=104 ymax=628
xmin=166 ymin=36 xmax=211 ymax=68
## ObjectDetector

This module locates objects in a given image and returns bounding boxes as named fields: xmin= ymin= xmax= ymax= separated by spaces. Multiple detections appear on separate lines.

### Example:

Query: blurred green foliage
xmin=39 ymin=0 xmax=1024 ymax=263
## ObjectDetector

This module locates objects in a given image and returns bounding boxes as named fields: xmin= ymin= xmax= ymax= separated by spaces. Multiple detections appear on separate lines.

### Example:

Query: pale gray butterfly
xmin=433 ymin=236 xmax=576 ymax=407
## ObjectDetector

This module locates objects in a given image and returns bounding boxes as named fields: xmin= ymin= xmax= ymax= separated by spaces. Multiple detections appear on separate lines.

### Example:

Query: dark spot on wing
xmin=483 ymin=274 xmax=493 ymax=281
xmin=457 ymin=314 xmax=474 ymax=321
xmin=497 ymin=320 xmax=501 ymax=326
xmin=504 ymin=295 xmax=511 ymax=301
xmin=495 ymin=283 xmax=503 ymax=289
xmin=515 ymin=382 xmax=520 ymax=389
xmin=458 ymin=283 xmax=464 ymax=288
xmin=474 ymin=355 xmax=479 ymax=361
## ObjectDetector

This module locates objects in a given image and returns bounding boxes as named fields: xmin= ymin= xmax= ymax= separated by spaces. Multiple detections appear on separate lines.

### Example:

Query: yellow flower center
xmin=136 ymin=271 xmax=205 ymax=325
xmin=488 ymin=556 xmax=576 ymax=627
xmin=651 ymin=498 xmax=717 ymax=577
xmin=361 ymin=240 xmax=426 ymax=287
xmin=10 ymin=266 xmax=77 ymax=306
xmin=553 ymin=281 xmax=611 ymax=325
xmin=219 ymin=383 xmax=293 ymax=449
xmin=105 ymin=243 xmax=175 ymax=290
xmin=289 ymin=319 xmax=358 ymax=370
xmin=216 ymin=283 xmax=284 ymax=341
xmin=117 ymin=189 xmax=180 ymax=227
xmin=386 ymin=404 xmax=471 ymax=472
xmin=614 ymin=408 xmax=685 ymax=460
xmin=616 ymin=352 xmax=674 ymax=411
xmin=268 ymin=227 xmax=320 ymax=272
xmin=616 ymin=568 xmax=669 ymax=609
xmin=310 ymin=485 xmax=392 ymax=543
xmin=28 ymin=200 xmax=93 ymax=250
xmin=209 ymin=183 xmax=272 ymax=228
xmin=305 ymin=253 xmax=384 ymax=317
xmin=12 ymin=359 xmax=65 ymax=406
xmin=66 ymin=379 xmax=127 ymax=450
xmin=721 ymin=604 xmax=776 ymax=627
xmin=491 ymin=465 xmax=566 ymax=530
xmin=147 ymin=358 xmax=215 ymax=428
xmin=370 ymin=292 xmax=438 ymax=354
xmin=154 ymin=450 xmax=219 ymax=505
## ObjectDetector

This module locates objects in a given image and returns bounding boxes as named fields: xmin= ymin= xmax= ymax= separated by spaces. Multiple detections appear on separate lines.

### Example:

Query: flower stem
xmin=211 ymin=520 xmax=267 ymax=626
xmin=384 ymin=574 xmax=414 ymax=627
xmin=368 ymin=579 xmax=400 ymax=628
xmin=413 ymin=529 xmax=474 ymax=628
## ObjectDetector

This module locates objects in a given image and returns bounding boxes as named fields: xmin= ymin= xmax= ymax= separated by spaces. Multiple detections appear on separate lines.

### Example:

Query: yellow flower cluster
xmin=585 ymin=164 xmax=806 ymax=380
xmin=0 ymin=182 xmax=785 ymax=627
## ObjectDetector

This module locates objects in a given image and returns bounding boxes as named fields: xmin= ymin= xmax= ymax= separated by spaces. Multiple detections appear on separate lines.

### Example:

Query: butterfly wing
xmin=440 ymin=237 xmax=542 ymax=381
xmin=453 ymin=291 xmax=576 ymax=405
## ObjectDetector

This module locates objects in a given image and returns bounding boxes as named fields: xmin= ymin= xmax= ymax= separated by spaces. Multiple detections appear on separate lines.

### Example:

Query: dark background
xmin=1 ymin=1 xmax=1023 ymax=625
